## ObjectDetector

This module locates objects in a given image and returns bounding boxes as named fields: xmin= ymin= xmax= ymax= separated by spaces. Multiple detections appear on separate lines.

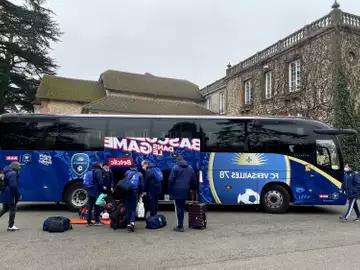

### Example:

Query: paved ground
xmin=0 ymin=203 xmax=359 ymax=270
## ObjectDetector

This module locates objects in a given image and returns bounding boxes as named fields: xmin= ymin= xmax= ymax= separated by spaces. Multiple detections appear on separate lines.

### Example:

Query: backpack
xmin=117 ymin=171 xmax=136 ymax=193
xmin=146 ymin=214 xmax=167 ymax=229
xmin=109 ymin=202 xmax=127 ymax=230
xmin=43 ymin=216 xmax=72 ymax=233
xmin=130 ymin=172 xmax=140 ymax=189
xmin=354 ymin=171 xmax=360 ymax=185
xmin=0 ymin=171 xmax=5 ymax=191
xmin=152 ymin=167 xmax=163 ymax=182
xmin=83 ymin=170 xmax=94 ymax=189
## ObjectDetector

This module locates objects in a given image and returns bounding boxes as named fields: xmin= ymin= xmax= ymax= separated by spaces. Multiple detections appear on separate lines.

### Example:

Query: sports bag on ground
xmin=188 ymin=202 xmax=207 ymax=230
xmin=43 ymin=216 xmax=72 ymax=232
xmin=152 ymin=167 xmax=163 ymax=182
xmin=146 ymin=214 xmax=167 ymax=229
xmin=83 ymin=170 xmax=94 ymax=189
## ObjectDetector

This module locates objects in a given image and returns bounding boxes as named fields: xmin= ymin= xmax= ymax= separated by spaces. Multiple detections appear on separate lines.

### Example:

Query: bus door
xmin=314 ymin=137 xmax=342 ymax=199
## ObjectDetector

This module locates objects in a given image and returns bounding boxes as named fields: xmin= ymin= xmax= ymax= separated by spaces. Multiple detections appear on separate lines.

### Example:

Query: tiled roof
xmin=36 ymin=75 xmax=105 ymax=102
xmin=82 ymin=95 xmax=214 ymax=115
xmin=100 ymin=70 xmax=205 ymax=101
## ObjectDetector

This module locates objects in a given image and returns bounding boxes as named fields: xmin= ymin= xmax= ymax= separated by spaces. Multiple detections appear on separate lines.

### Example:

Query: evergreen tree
xmin=333 ymin=70 xmax=360 ymax=167
xmin=0 ymin=0 xmax=62 ymax=113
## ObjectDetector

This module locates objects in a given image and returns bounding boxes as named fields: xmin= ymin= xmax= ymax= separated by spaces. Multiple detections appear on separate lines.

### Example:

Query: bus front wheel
xmin=261 ymin=185 xmax=290 ymax=214
xmin=64 ymin=182 xmax=88 ymax=212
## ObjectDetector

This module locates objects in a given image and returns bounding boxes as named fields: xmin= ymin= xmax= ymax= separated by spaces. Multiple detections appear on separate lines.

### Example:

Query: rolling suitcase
xmin=188 ymin=201 xmax=207 ymax=230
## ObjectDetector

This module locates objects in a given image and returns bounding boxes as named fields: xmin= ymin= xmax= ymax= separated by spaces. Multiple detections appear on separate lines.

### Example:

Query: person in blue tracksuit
xmin=85 ymin=162 xmax=104 ymax=226
xmin=0 ymin=162 xmax=22 ymax=231
xmin=168 ymin=156 xmax=197 ymax=232
xmin=142 ymin=160 xmax=162 ymax=217
xmin=339 ymin=164 xmax=360 ymax=221
xmin=124 ymin=164 xmax=143 ymax=232
xmin=102 ymin=165 xmax=114 ymax=194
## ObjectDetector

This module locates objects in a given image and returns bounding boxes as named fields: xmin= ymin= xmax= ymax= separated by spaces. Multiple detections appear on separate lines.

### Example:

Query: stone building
xmin=35 ymin=70 xmax=214 ymax=115
xmin=200 ymin=1 xmax=360 ymax=124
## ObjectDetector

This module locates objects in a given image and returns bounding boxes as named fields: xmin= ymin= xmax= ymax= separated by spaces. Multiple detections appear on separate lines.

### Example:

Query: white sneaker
xmin=7 ymin=226 xmax=19 ymax=231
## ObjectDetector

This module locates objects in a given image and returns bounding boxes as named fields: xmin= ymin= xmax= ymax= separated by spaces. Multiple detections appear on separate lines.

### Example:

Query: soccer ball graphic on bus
xmin=237 ymin=189 xmax=260 ymax=204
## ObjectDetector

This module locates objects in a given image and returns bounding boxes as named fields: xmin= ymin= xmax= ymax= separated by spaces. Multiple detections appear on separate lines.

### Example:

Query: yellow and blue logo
xmin=232 ymin=153 xmax=267 ymax=166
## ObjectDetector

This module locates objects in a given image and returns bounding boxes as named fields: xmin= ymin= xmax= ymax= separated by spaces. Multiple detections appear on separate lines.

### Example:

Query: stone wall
xmin=225 ymin=30 xmax=336 ymax=123
xmin=40 ymin=100 xmax=85 ymax=114
xmin=340 ymin=27 xmax=360 ymax=111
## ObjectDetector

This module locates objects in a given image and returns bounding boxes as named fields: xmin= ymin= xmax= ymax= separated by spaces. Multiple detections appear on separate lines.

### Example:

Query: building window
xmin=265 ymin=71 xmax=273 ymax=99
xmin=219 ymin=91 xmax=225 ymax=114
xmin=289 ymin=59 xmax=301 ymax=92
xmin=206 ymin=97 xmax=212 ymax=110
xmin=244 ymin=80 xmax=252 ymax=105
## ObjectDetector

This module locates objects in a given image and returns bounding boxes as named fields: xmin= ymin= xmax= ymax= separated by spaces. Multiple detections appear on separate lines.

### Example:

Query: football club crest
xmin=71 ymin=153 xmax=90 ymax=176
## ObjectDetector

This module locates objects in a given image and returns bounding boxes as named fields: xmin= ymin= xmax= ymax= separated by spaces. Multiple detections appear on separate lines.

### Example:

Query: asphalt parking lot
xmin=0 ymin=203 xmax=359 ymax=270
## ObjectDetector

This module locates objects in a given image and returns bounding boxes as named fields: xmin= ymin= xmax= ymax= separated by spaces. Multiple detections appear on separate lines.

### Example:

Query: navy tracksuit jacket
xmin=168 ymin=160 xmax=197 ymax=227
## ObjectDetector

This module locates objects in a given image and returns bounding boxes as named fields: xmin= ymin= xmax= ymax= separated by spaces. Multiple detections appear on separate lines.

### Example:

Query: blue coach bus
xmin=0 ymin=113 xmax=357 ymax=213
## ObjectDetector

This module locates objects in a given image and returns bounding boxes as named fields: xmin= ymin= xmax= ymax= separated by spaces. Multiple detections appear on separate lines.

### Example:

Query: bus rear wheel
xmin=261 ymin=185 xmax=290 ymax=214
xmin=64 ymin=182 xmax=88 ymax=212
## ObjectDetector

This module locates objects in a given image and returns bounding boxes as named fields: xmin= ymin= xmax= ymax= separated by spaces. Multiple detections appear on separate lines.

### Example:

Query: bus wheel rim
xmin=71 ymin=189 xmax=88 ymax=207
xmin=265 ymin=190 xmax=283 ymax=209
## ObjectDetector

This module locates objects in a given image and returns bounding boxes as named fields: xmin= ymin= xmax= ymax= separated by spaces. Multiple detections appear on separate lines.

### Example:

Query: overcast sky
xmin=40 ymin=0 xmax=360 ymax=88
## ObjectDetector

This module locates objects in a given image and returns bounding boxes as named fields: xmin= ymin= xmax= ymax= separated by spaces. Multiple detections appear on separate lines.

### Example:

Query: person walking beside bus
xmin=83 ymin=162 xmax=104 ymax=226
xmin=0 ymin=162 xmax=22 ymax=231
xmin=124 ymin=164 xmax=144 ymax=232
xmin=168 ymin=156 xmax=197 ymax=232
xmin=142 ymin=160 xmax=162 ymax=217
xmin=339 ymin=164 xmax=360 ymax=221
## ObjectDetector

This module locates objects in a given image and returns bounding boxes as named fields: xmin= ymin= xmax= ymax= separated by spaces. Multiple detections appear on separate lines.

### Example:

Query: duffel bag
xmin=146 ymin=214 xmax=167 ymax=229
xmin=43 ymin=216 xmax=72 ymax=233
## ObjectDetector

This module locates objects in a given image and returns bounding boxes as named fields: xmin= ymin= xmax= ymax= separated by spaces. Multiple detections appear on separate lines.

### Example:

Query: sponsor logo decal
xmin=319 ymin=194 xmax=329 ymax=199
xmin=108 ymin=158 xmax=133 ymax=167
xmin=22 ymin=154 xmax=31 ymax=163
xmin=5 ymin=156 xmax=18 ymax=161
xmin=332 ymin=192 xmax=339 ymax=200
xmin=104 ymin=137 xmax=200 ymax=156
xmin=39 ymin=154 xmax=52 ymax=166
xmin=71 ymin=153 xmax=90 ymax=175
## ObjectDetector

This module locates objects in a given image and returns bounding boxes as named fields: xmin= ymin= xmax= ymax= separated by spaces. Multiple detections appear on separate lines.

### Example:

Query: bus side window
xmin=247 ymin=120 xmax=313 ymax=157
xmin=57 ymin=117 xmax=107 ymax=151
xmin=107 ymin=118 xmax=151 ymax=138
xmin=316 ymin=140 xmax=340 ymax=170
xmin=199 ymin=119 xmax=247 ymax=152
xmin=151 ymin=119 xmax=199 ymax=139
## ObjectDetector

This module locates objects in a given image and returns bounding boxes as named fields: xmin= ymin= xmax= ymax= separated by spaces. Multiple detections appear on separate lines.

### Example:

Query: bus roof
xmin=0 ymin=113 xmax=331 ymax=128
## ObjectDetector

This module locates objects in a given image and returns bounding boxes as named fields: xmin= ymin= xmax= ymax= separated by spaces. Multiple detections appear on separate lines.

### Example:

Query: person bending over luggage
xmin=124 ymin=164 xmax=144 ymax=232
xmin=84 ymin=162 xmax=104 ymax=226
xmin=0 ymin=162 xmax=22 ymax=231
xmin=339 ymin=164 xmax=360 ymax=221
xmin=168 ymin=155 xmax=197 ymax=232
xmin=102 ymin=165 xmax=114 ymax=195
xmin=142 ymin=160 xmax=162 ymax=217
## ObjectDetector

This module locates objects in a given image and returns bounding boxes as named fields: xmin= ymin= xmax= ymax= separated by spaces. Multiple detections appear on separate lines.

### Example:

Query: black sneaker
xmin=339 ymin=216 xmax=348 ymax=222
xmin=173 ymin=226 xmax=184 ymax=232
xmin=94 ymin=221 xmax=104 ymax=226
xmin=127 ymin=223 xmax=135 ymax=232
xmin=354 ymin=218 xmax=360 ymax=222
xmin=86 ymin=223 xmax=92 ymax=227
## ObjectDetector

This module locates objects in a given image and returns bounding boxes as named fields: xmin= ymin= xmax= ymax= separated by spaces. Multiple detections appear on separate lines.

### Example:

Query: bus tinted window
xmin=199 ymin=119 xmax=247 ymax=152
xmin=107 ymin=118 xmax=151 ymax=138
xmin=0 ymin=117 xmax=59 ymax=150
xmin=248 ymin=120 xmax=313 ymax=155
xmin=151 ymin=119 xmax=199 ymax=138
xmin=58 ymin=117 xmax=106 ymax=151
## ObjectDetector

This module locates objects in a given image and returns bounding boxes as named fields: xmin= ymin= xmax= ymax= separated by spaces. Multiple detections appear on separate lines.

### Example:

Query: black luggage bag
xmin=188 ymin=201 xmax=207 ymax=230
xmin=109 ymin=201 xmax=127 ymax=230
